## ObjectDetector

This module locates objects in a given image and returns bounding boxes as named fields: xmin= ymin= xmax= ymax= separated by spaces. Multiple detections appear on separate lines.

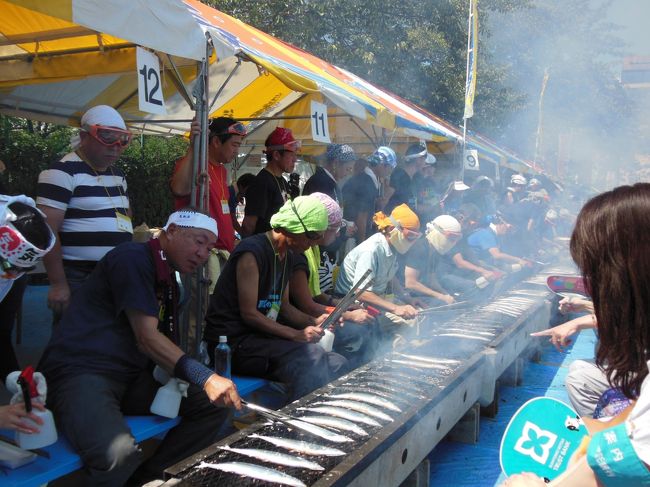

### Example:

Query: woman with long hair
xmin=504 ymin=183 xmax=650 ymax=486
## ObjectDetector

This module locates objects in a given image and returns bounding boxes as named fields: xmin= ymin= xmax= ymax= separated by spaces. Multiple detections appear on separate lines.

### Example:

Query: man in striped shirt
xmin=37 ymin=105 xmax=133 ymax=320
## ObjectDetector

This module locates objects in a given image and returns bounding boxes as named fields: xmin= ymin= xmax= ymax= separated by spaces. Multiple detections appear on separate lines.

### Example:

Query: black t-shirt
xmin=303 ymin=167 xmax=340 ymax=203
xmin=204 ymin=234 xmax=294 ymax=344
xmin=403 ymin=238 xmax=442 ymax=289
xmin=341 ymin=172 xmax=378 ymax=221
xmin=438 ymin=237 xmax=479 ymax=275
xmin=39 ymin=242 xmax=159 ymax=384
xmin=386 ymin=167 xmax=416 ymax=213
xmin=244 ymin=169 xmax=288 ymax=235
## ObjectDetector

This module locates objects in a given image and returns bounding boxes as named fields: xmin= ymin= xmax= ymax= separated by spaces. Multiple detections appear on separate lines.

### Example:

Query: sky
xmin=608 ymin=0 xmax=650 ymax=56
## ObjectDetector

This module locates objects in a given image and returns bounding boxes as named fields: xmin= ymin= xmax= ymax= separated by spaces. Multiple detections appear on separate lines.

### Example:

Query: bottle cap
xmin=475 ymin=276 xmax=489 ymax=289
xmin=219 ymin=336 xmax=227 ymax=343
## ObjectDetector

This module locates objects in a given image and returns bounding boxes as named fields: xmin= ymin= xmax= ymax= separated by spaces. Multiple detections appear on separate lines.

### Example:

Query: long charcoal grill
xmin=164 ymin=263 xmax=578 ymax=487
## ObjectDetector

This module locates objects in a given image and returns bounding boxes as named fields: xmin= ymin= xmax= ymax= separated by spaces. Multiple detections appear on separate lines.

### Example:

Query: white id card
xmin=221 ymin=200 xmax=230 ymax=215
xmin=116 ymin=212 xmax=133 ymax=233
xmin=266 ymin=302 xmax=280 ymax=321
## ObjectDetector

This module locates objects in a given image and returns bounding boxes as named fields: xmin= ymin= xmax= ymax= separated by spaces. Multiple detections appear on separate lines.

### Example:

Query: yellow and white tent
xmin=0 ymin=0 xmax=461 ymax=157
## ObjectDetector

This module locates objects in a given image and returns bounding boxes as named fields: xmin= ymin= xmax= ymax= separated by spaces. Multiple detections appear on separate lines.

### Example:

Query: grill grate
xmin=170 ymin=271 xmax=562 ymax=486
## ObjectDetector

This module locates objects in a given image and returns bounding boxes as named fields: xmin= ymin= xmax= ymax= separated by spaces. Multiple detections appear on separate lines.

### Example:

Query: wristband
xmin=586 ymin=423 xmax=650 ymax=486
xmin=325 ymin=306 xmax=336 ymax=314
xmin=174 ymin=354 xmax=213 ymax=388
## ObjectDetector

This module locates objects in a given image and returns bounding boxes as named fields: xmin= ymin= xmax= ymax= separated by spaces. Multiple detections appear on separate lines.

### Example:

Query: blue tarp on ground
xmin=428 ymin=327 xmax=598 ymax=486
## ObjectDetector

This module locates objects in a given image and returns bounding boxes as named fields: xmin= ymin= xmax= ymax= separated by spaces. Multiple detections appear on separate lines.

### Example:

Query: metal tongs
xmin=318 ymin=269 xmax=373 ymax=330
xmin=418 ymin=300 xmax=469 ymax=314
xmin=241 ymin=399 xmax=295 ymax=423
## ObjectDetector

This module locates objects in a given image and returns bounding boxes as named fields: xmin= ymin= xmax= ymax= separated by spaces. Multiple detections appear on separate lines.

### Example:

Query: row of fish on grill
xmin=194 ymin=353 xmax=452 ymax=486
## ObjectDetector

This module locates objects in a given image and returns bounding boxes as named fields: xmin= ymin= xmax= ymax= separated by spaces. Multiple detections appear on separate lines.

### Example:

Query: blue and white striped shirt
xmin=37 ymin=152 xmax=132 ymax=262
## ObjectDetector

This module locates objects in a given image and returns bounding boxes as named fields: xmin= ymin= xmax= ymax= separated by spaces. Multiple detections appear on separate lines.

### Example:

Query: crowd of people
xmin=3 ymin=105 xmax=648 ymax=487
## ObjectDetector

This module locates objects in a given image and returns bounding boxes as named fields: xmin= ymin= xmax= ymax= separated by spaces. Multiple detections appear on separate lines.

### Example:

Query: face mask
xmin=388 ymin=228 xmax=416 ymax=254
xmin=426 ymin=228 xmax=456 ymax=255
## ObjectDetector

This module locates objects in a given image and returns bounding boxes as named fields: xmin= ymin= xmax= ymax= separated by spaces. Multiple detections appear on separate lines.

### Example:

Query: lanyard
xmin=266 ymin=232 xmax=287 ymax=301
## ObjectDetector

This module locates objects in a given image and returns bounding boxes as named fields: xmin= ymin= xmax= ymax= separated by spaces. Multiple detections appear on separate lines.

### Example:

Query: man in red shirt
xmin=171 ymin=117 xmax=247 ymax=252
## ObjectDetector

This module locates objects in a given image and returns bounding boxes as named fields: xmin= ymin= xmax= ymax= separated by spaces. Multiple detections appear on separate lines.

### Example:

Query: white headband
xmin=164 ymin=211 xmax=218 ymax=238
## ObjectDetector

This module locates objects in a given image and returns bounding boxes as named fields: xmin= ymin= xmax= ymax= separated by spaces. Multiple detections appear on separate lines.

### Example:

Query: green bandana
xmin=270 ymin=195 xmax=328 ymax=234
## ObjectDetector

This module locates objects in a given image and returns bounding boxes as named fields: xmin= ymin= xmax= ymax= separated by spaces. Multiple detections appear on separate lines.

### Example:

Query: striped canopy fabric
xmin=0 ymin=0 xmax=541 ymax=173
xmin=0 ymin=0 xmax=459 ymax=152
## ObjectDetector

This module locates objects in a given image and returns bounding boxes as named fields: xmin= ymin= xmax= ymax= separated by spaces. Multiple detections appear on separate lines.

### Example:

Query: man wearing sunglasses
xmin=241 ymin=127 xmax=301 ymax=237
xmin=204 ymin=196 xmax=348 ymax=402
xmin=37 ymin=105 xmax=133 ymax=321
xmin=336 ymin=204 xmax=423 ymax=343
xmin=171 ymin=117 xmax=246 ymax=254
xmin=402 ymin=215 xmax=463 ymax=306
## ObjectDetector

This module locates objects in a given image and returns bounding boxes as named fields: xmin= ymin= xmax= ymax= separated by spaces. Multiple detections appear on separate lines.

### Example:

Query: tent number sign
xmin=136 ymin=47 xmax=167 ymax=115
xmin=310 ymin=101 xmax=331 ymax=143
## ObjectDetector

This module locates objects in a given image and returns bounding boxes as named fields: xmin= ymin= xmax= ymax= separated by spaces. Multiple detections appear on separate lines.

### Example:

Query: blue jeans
xmin=47 ymin=370 xmax=231 ymax=486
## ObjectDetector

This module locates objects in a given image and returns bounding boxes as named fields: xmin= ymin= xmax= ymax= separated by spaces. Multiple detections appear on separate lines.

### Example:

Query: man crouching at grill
xmin=39 ymin=209 xmax=241 ymax=487
xmin=335 ymin=204 xmax=424 ymax=346
xmin=203 ymin=196 xmax=348 ymax=402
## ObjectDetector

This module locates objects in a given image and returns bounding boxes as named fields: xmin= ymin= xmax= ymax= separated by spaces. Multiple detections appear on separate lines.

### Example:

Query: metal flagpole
xmin=461 ymin=0 xmax=475 ymax=182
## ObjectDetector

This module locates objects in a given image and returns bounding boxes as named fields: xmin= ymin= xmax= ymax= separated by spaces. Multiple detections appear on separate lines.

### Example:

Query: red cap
xmin=265 ymin=127 xmax=300 ymax=152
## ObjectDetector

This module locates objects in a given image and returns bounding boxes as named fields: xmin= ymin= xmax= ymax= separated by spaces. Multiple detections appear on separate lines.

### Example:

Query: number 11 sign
xmin=136 ymin=47 xmax=167 ymax=115
xmin=310 ymin=101 xmax=331 ymax=143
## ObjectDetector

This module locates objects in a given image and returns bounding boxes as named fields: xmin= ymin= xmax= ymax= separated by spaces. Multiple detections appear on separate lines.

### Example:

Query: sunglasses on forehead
xmin=432 ymin=223 xmax=462 ymax=240
xmin=389 ymin=216 xmax=421 ymax=241
xmin=267 ymin=139 xmax=302 ymax=153
xmin=401 ymin=227 xmax=422 ymax=241
xmin=289 ymin=200 xmax=323 ymax=241
xmin=84 ymin=124 xmax=132 ymax=148
xmin=213 ymin=121 xmax=248 ymax=137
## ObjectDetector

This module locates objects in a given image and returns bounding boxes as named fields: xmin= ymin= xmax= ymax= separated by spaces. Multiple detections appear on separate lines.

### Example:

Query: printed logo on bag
xmin=513 ymin=421 xmax=558 ymax=465
xmin=16 ymin=248 xmax=39 ymax=263
xmin=0 ymin=226 xmax=21 ymax=252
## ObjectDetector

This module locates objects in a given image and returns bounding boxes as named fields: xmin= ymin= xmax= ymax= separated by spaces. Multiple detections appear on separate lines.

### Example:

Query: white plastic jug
xmin=317 ymin=329 xmax=335 ymax=352
xmin=15 ymin=405 xmax=58 ymax=450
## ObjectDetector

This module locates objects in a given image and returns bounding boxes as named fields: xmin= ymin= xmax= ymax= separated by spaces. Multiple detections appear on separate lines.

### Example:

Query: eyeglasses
xmin=84 ymin=124 xmax=132 ymax=148
xmin=401 ymin=227 xmax=422 ymax=241
xmin=432 ymin=223 xmax=462 ymax=241
xmin=214 ymin=122 xmax=248 ymax=137
xmin=289 ymin=200 xmax=324 ymax=240
xmin=267 ymin=139 xmax=302 ymax=153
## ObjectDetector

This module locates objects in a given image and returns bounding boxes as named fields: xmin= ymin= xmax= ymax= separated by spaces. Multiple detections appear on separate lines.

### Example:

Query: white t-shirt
xmin=626 ymin=360 xmax=650 ymax=465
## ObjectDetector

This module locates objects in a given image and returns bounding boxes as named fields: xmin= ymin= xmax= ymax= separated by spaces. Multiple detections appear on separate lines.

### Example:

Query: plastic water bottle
xmin=214 ymin=336 xmax=232 ymax=380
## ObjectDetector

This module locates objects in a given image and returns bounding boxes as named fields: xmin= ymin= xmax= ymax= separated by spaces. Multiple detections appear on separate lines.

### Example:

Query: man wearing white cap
xmin=403 ymin=215 xmax=462 ymax=305
xmin=39 ymin=209 xmax=240 ymax=486
xmin=37 ymin=105 xmax=134 ymax=321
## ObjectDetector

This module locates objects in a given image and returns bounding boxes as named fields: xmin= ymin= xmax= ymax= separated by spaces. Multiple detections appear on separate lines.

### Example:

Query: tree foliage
xmin=209 ymin=0 xmax=634 ymax=185
xmin=210 ymin=0 xmax=529 ymax=130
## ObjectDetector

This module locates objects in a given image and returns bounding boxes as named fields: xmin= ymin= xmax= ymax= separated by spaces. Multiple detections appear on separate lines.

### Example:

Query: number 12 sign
xmin=136 ymin=47 xmax=167 ymax=115
xmin=310 ymin=101 xmax=331 ymax=144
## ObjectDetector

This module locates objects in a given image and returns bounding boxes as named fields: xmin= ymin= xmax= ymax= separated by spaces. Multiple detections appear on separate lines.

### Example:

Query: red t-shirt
xmin=173 ymin=160 xmax=235 ymax=252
